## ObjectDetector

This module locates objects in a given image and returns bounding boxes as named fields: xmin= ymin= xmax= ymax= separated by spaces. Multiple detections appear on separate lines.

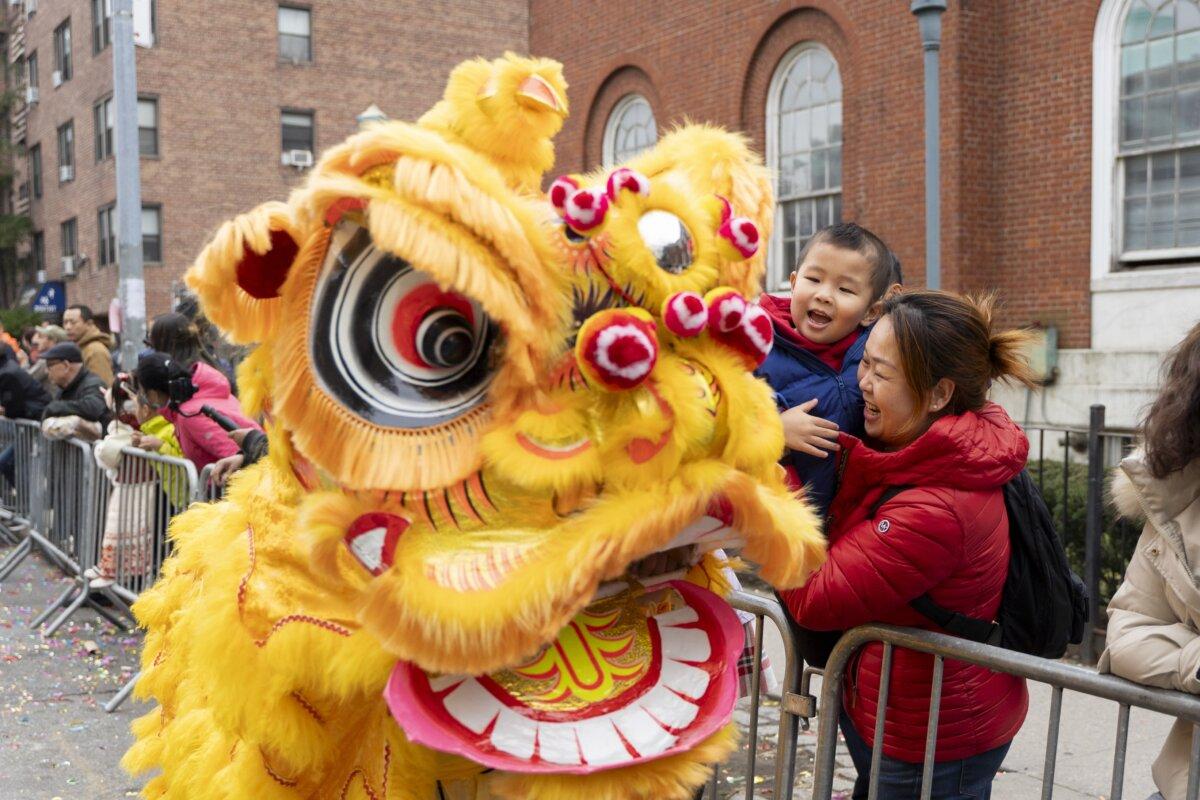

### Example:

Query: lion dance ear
xmin=184 ymin=201 xmax=302 ymax=345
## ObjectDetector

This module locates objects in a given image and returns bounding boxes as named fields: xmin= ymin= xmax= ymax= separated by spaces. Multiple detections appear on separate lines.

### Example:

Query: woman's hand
xmin=780 ymin=399 xmax=840 ymax=458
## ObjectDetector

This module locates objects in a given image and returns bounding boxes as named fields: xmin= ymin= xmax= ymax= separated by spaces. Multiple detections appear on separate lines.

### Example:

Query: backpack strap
xmin=867 ymin=485 xmax=1003 ymax=646
xmin=868 ymin=484 xmax=912 ymax=518
xmin=909 ymin=594 xmax=1002 ymax=645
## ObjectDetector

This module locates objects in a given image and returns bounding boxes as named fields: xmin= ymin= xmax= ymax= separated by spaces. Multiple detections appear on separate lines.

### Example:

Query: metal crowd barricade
xmin=100 ymin=446 xmax=197 ymax=712
xmin=109 ymin=446 xmax=197 ymax=602
xmin=31 ymin=436 xmax=129 ymax=637
xmin=0 ymin=420 xmax=57 ymax=582
xmin=195 ymin=463 xmax=226 ymax=502
xmin=0 ymin=417 xmax=20 ymax=544
xmin=698 ymin=590 xmax=809 ymax=799
xmin=809 ymin=624 xmax=1200 ymax=800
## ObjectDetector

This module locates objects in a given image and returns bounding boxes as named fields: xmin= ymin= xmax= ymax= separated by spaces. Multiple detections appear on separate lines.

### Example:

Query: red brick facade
xmin=6 ymin=2 xmax=1109 ymax=347
xmin=10 ymin=0 xmax=528 ymax=322
xmin=532 ymin=1 xmax=1102 ymax=347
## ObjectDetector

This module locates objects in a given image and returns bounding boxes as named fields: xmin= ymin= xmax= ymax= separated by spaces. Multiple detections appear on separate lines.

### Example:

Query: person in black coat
xmin=40 ymin=342 xmax=111 ymax=428
xmin=0 ymin=343 xmax=52 ymax=484
xmin=0 ymin=343 xmax=50 ymax=420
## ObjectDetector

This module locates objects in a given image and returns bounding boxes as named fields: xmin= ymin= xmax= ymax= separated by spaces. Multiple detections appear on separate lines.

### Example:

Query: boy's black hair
xmin=794 ymin=222 xmax=895 ymax=302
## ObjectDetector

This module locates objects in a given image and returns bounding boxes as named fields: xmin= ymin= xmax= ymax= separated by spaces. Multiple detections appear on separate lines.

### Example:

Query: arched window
xmin=1099 ymin=0 xmax=1200 ymax=269
xmin=766 ymin=43 xmax=843 ymax=288
xmin=602 ymin=94 xmax=657 ymax=167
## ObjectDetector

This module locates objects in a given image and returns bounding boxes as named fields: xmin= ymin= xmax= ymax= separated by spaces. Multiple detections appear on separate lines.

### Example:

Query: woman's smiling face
xmin=858 ymin=315 xmax=921 ymax=448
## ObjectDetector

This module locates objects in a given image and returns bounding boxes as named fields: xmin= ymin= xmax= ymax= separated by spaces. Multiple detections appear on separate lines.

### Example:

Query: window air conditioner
xmin=51 ymin=69 xmax=62 ymax=88
xmin=25 ymin=0 xmax=35 ymax=14
xmin=61 ymin=256 xmax=75 ymax=276
xmin=24 ymin=86 xmax=38 ymax=105
xmin=282 ymin=149 xmax=314 ymax=168
xmin=59 ymin=164 xmax=73 ymax=182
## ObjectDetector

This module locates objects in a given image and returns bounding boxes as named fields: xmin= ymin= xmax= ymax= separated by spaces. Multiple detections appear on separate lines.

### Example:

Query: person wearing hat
xmin=40 ymin=342 xmax=111 ymax=431
xmin=134 ymin=351 xmax=260 ymax=471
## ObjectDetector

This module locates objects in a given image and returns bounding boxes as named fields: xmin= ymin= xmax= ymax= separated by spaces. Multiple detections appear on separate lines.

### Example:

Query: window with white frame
xmin=98 ymin=204 xmax=115 ymax=266
xmin=602 ymin=94 xmax=656 ymax=167
xmin=278 ymin=5 xmax=312 ymax=63
xmin=1116 ymin=0 xmax=1200 ymax=261
xmin=138 ymin=97 xmax=158 ymax=156
xmin=281 ymin=110 xmax=314 ymax=156
xmin=94 ymin=95 xmax=113 ymax=161
xmin=142 ymin=205 xmax=161 ymax=263
xmin=767 ymin=43 xmax=843 ymax=287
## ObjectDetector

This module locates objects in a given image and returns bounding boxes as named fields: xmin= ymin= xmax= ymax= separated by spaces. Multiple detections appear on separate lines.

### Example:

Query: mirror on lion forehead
xmin=637 ymin=210 xmax=695 ymax=274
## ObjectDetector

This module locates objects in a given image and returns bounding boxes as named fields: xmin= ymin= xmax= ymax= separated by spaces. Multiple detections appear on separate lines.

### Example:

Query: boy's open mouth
xmin=806 ymin=309 xmax=833 ymax=328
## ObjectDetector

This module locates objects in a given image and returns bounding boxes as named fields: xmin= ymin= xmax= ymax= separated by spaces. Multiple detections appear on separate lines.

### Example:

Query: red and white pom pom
xmin=549 ymin=176 xmax=580 ymax=215
xmin=605 ymin=167 xmax=651 ymax=200
xmin=576 ymin=309 xmax=659 ymax=391
xmin=703 ymin=288 xmax=773 ymax=367
xmin=662 ymin=291 xmax=708 ymax=338
xmin=737 ymin=304 xmax=773 ymax=366
xmin=718 ymin=216 xmax=760 ymax=259
xmin=707 ymin=289 xmax=747 ymax=334
xmin=563 ymin=187 xmax=610 ymax=232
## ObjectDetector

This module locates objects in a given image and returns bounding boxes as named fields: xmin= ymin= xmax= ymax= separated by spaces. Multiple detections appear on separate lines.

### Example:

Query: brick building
xmin=5 ymin=1 xmax=1198 ymax=426
xmin=6 ymin=0 xmax=527 ymax=319
xmin=531 ymin=0 xmax=1200 ymax=427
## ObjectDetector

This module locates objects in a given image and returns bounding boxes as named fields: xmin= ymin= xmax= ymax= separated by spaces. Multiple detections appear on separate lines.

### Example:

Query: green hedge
xmin=1027 ymin=459 xmax=1140 ymax=606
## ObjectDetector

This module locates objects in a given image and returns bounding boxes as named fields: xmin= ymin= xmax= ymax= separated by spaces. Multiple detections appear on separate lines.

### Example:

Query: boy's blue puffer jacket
xmin=754 ymin=297 xmax=868 ymax=516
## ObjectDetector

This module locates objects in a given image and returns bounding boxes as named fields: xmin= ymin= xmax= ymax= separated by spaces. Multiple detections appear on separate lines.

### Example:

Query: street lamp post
xmin=112 ymin=0 xmax=144 ymax=371
xmin=912 ymin=0 xmax=947 ymax=290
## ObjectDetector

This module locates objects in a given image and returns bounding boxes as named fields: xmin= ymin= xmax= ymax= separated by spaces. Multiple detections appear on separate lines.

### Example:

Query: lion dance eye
xmin=309 ymin=222 xmax=499 ymax=428
xmin=637 ymin=210 xmax=694 ymax=274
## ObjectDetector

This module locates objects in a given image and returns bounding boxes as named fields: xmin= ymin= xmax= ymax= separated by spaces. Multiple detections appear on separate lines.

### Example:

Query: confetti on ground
xmin=0 ymin=553 xmax=144 ymax=798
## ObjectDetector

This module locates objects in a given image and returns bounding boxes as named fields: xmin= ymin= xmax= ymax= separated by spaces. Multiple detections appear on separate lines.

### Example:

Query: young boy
xmin=756 ymin=222 xmax=898 ymax=516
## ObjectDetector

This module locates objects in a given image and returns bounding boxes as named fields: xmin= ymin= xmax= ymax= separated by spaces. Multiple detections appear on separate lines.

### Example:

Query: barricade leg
xmin=104 ymin=671 xmax=140 ymax=713
xmin=29 ymin=579 xmax=84 ymax=629
xmin=0 ymin=536 xmax=32 ymax=581
xmin=41 ymin=587 xmax=92 ymax=638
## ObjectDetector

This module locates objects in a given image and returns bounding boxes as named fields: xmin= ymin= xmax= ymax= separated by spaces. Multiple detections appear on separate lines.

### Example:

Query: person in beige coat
xmin=1100 ymin=321 xmax=1200 ymax=800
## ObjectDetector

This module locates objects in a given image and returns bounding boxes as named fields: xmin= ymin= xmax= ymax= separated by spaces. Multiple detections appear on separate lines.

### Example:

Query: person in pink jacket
xmin=133 ymin=351 xmax=260 ymax=471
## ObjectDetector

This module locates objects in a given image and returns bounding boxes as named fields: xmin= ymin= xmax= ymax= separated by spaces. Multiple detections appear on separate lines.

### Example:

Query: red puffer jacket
xmin=782 ymin=402 xmax=1029 ymax=762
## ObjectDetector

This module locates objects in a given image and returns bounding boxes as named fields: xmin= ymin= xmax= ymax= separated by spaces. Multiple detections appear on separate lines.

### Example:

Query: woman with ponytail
xmin=1099 ymin=321 xmax=1200 ymax=800
xmin=782 ymin=290 xmax=1037 ymax=799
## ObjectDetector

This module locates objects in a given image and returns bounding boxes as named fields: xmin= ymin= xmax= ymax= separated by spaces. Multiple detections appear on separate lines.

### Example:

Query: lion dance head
xmin=126 ymin=54 xmax=823 ymax=800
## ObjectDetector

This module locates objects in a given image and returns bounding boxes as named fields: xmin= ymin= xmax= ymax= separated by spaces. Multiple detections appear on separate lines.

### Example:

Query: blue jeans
xmin=840 ymin=711 xmax=1010 ymax=800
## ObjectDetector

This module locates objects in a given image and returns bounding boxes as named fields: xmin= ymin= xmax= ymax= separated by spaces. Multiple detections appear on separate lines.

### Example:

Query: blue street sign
xmin=32 ymin=281 xmax=66 ymax=315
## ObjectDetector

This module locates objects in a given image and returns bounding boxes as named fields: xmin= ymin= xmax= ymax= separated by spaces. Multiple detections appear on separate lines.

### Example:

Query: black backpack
xmin=788 ymin=469 xmax=1089 ymax=667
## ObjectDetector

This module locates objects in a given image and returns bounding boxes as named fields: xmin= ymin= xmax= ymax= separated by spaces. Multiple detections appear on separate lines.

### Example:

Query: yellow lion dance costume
xmin=124 ymin=54 xmax=824 ymax=800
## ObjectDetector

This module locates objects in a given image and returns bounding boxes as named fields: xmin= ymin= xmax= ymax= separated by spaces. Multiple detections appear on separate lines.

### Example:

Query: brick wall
xmin=14 ymin=0 xmax=528 ymax=320
xmin=531 ymin=0 xmax=1102 ymax=347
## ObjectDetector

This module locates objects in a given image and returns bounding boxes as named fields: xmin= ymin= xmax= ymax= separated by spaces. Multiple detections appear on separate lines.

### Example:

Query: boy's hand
xmin=780 ymin=398 xmax=840 ymax=458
